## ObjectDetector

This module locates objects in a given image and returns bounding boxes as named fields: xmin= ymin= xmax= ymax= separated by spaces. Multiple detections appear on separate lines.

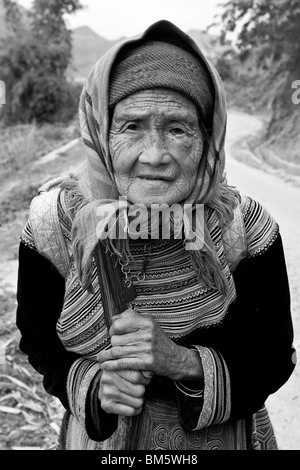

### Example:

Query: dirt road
xmin=225 ymin=110 xmax=300 ymax=450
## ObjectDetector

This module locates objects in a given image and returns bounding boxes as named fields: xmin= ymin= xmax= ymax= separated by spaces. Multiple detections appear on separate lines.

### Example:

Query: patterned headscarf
xmin=108 ymin=40 xmax=215 ymax=130
xmin=71 ymin=20 xmax=237 ymax=292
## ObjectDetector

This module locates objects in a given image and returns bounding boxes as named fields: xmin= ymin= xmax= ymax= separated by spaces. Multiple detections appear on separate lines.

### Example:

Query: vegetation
xmin=0 ymin=0 xmax=83 ymax=124
xmin=218 ymin=0 xmax=300 ymax=68
xmin=214 ymin=0 xmax=300 ymax=166
xmin=0 ymin=137 xmax=84 ymax=449
xmin=0 ymin=335 xmax=64 ymax=450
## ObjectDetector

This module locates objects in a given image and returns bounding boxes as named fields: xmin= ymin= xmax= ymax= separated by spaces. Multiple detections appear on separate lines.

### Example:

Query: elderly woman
xmin=16 ymin=20 xmax=295 ymax=450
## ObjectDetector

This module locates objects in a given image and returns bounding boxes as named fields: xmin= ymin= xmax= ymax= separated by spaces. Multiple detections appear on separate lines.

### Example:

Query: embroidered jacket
xmin=16 ymin=182 xmax=295 ymax=450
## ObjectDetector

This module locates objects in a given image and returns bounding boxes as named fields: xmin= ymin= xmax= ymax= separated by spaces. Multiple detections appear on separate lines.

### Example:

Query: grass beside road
xmin=0 ymin=129 xmax=85 ymax=450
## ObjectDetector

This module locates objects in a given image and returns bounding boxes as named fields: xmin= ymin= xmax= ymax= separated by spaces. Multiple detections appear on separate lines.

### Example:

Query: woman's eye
xmin=125 ymin=123 xmax=139 ymax=131
xmin=170 ymin=127 xmax=185 ymax=136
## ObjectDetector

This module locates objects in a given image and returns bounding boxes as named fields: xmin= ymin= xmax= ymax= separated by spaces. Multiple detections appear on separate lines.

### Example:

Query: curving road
xmin=225 ymin=110 xmax=300 ymax=450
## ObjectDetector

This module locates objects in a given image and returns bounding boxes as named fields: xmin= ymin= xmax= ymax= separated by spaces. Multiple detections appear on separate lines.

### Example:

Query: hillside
xmin=68 ymin=25 xmax=121 ymax=80
xmin=68 ymin=25 xmax=229 ymax=81
xmin=215 ymin=0 xmax=300 ymax=170
xmin=5 ymin=3 xmax=296 ymax=172
xmin=224 ymin=49 xmax=300 ymax=170
xmin=0 ymin=0 xmax=228 ymax=81
xmin=186 ymin=29 xmax=229 ymax=62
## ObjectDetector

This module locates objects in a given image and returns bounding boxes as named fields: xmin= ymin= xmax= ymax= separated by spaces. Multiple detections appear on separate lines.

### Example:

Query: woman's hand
xmin=97 ymin=309 xmax=203 ymax=382
xmin=99 ymin=369 xmax=151 ymax=416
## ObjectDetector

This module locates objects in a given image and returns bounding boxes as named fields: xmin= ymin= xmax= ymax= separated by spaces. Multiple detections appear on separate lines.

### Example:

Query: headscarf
xmin=68 ymin=20 xmax=238 ymax=293
xmin=108 ymin=39 xmax=214 ymax=130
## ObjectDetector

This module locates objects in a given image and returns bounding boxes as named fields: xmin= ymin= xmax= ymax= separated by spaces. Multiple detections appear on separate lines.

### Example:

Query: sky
xmin=17 ymin=0 xmax=227 ymax=40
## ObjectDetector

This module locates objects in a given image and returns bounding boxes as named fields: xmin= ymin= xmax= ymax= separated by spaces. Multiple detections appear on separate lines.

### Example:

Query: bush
xmin=0 ymin=124 xmax=38 ymax=170
xmin=19 ymin=75 xmax=70 ymax=124
xmin=0 ymin=0 xmax=83 ymax=125
xmin=215 ymin=56 xmax=232 ymax=81
xmin=52 ymin=80 xmax=83 ymax=124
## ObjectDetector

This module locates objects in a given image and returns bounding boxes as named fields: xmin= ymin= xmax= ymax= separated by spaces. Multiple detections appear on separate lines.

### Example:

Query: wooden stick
xmin=94 ymin=240 xmax=153 ymax=380
xmin=94 ymin=241 xmax=124 ymax=329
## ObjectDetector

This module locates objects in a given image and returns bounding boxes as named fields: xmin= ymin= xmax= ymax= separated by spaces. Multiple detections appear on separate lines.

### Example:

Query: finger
xmin=97 ymin=345 xmax=140 ymax=363
xmin=115 ymin=404 xmax=143 ymax=417
xmin=98 ymin=342 xmax=151 ymax=363
xmin=110 ymin=332 xmax=143 ymax=347
xmin=141 ymin=370 xmax=155 ymax=381
xmin=120 ymin=308 xmax=138 ymax=318
xmin=118 ymin=369 xmax=154 ymax=384
xmin=110 ymin=308 xmax=136 ymax=324
xmin=101 ymin=400 xmax=143 ymax=417
xmin=115 ymin=377 xmax=145 ymax=398
xmin=117 ymin=369 xmax=151 ymax=386
xmin=100 ymin=386 xmax=144 ymax=409
xmin=110 ymin=315 xmax=121 ymax=325
xmin=97 ymin=348 xmax=114 ymax=363
xmin=109 ymin=314 xmax=150 ymax=337
xmin=101 ymin=370 xmax=146 ymax=397
xmin=101 ymin=358 xmax=151 ymax=372
xmin=114 ymin=404 xmax=143 ymax=416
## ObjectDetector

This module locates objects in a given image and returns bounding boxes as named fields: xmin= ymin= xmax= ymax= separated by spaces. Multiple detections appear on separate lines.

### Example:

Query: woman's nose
xmin=138 ymin=132 xmax=171 ymax=166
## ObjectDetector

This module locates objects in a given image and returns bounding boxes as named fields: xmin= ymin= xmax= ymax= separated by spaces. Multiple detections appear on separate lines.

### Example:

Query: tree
xmin=215 ymin=0 xmax=300 ymax=159
xmin=31 ymin=0 xmax=83 ymax=69
xmin=217 ymin=0 xmax=300 ymax=72
xmin=214 ymin=0 xmax=300 ymax=112
xmin=0 ymin=0 xmax=83 ymax=124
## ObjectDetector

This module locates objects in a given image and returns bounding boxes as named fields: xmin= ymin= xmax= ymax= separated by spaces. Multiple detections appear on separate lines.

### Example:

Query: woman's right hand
xmin=99 ymin=369 xmax=151 ymax=416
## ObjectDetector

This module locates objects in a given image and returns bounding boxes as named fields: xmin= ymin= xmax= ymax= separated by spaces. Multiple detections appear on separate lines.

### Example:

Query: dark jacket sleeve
xmin=177 ymin=233 xmax=295 ymax=430
xmin=16 ymin=241 xmax=117 ymax=441
xmin=221 ymin=233 xmax=295 ymax=420
xmin=16 ymin=241 xmax=80 ymax=409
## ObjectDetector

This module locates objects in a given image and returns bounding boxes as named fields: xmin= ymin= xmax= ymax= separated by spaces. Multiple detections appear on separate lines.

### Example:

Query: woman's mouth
xmin=138 ymin=175 xmax=173 ymax=181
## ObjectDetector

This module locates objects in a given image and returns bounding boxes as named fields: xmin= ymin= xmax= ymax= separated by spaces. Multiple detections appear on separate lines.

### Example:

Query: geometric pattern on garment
xmin=60 ymin=403 xmax=277 ymax=450
xmin=252 ymin=405 xmax=278 ymax=450
xmin=56 ymin=259 xmax=109 ymax=358
xmin=97 ymin=397 xmax=247 ymax=450
xmin=241 ymin=195 xmax=279 ymax=258
xmin=29 ymin=187 xmax=70 ymax=278
xmin=55 ymin=195 xmax=280 ymax=355
xmin=222 ymin=200 xmax=247 ymax=272
xmin=56 ymin=233 xmax=238 ymax=357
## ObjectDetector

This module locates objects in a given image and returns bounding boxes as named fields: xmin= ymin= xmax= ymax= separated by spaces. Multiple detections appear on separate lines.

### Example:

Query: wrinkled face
xmin=109 ymin=88 xmax=204 ymax=206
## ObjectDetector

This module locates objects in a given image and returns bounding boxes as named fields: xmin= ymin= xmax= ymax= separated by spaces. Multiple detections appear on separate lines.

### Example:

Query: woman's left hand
xmin=97 ymin=309 xmax=201 ymax=381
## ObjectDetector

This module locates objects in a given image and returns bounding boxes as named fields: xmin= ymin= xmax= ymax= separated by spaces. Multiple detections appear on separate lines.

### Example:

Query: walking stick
xmin=94 ymin=240 xmax=124 ymax=329
xmin=94 ymin=240 xmax=153 ymax=380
